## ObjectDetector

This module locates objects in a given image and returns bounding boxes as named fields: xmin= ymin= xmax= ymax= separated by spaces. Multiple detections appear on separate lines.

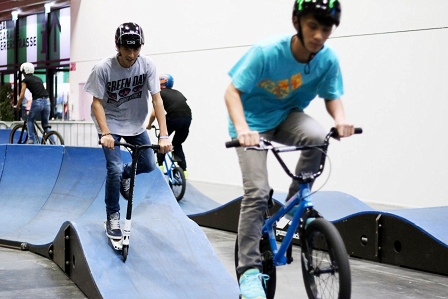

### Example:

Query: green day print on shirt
xmin=257 ymin=73 xmax=303 ymax=99
xmin=106 ymin=74 xmax=147 ymax=107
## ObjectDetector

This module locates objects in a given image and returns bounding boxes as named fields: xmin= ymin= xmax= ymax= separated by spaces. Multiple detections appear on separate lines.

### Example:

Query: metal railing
xmin=0 ymin=120 xmax=100 ymax=147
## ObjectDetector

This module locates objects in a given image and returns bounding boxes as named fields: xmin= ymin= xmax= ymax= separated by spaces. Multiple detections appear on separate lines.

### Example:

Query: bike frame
xmin=20 ymin=119 xmax=47 ymax=143
xmin=151 ymin=125 xmax=182 ymax=185
xmin=241 ymin=129 xmax=336 ymax=267
xmin=263 ymin=183 xmax=314 ymax=266
xmin=163 ymin=152 xmax=177 ymax=185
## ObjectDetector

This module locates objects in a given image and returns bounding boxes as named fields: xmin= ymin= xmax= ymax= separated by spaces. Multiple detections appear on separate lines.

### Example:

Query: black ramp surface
xmin=0 ymin=145 xmax=240 ymax=298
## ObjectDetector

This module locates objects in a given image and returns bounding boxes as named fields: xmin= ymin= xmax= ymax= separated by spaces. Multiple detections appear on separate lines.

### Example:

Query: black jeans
xmin=157 ymin=116 xmax=192 ymax=170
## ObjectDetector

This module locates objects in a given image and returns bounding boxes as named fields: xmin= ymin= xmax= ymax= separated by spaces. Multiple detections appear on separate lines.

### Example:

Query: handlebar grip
xmin=354 ymin=127 xmax=363 ymax=134
xmin=225 ymin=140 xmax=241 ymax=148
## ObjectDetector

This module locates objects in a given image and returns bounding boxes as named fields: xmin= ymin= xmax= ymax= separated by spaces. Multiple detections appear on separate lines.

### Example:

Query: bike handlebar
xmin=225 ymin=127 xmax=362 ymax=183
xmin=114 ymin=141 xmax=160 ymax=151
xmin=98 ymin=140 xmax=160 ymax=151
xmin=225 ymin=127 xmax=362 ymax=148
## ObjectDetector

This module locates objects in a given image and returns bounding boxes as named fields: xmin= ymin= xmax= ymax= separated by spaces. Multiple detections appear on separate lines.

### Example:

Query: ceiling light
xmin=11 ymin=11 xmax=19 ymax=21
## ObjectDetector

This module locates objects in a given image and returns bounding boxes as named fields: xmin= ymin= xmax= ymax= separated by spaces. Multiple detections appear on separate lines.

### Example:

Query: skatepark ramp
xmin=1 ymin=140 xmax=448 ymax=297
xmin=0 ymin=144 xmax=239 ymax=298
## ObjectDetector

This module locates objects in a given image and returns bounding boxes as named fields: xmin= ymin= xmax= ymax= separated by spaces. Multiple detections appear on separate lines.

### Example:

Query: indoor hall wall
xmin=70 ymin=0 xmax=448 ymax=208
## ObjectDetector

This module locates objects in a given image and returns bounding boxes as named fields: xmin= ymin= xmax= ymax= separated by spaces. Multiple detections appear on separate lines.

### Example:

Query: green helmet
xmin=293 ymin=0 xmax=341 ymax=27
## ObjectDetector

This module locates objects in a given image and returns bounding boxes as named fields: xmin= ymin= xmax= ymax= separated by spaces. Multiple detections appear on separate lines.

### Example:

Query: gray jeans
xmin=236 ymin=111 xmax=326 ymax=274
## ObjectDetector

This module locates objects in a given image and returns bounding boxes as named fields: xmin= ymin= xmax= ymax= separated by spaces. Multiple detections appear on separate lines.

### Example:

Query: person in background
xmin=148 ymin=74 xmax=192 ymax=178
xmin=54 ymin=94 xmax=67 ymax=120
xmin=84 ymin=22 xmax=172 ymax=240
xmin=224 ymin=1 xmax=355 ymax=298
xmin=13 ymin=62 xmax=50 ymax=143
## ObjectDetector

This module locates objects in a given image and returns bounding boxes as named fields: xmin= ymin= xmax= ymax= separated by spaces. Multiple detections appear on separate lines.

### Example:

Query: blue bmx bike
xmin=226 ymin=127 xmax=362 ymax=299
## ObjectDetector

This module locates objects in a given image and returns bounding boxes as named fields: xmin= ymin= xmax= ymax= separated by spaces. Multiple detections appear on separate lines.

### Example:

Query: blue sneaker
xmin=239 ymin=268 xmax=269 ymax=299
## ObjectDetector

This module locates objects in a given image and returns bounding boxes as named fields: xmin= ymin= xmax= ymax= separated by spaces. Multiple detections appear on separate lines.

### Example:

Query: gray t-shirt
xmin=84 ymin=54 xmax=160 ymax=136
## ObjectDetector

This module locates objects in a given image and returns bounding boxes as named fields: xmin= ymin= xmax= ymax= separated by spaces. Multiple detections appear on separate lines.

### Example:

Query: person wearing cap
xmin=84 ymin=22 xmax=172 ymax=239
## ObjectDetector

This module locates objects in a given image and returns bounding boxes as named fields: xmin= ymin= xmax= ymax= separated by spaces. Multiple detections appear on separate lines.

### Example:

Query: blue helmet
xmin=159 ymin=74 xmax=174 ymax=89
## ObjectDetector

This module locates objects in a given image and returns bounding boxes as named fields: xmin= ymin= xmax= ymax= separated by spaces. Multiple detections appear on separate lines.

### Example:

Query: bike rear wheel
xmin=9 ymin=124 xmax=27 ymax=144
xmin=169 ymin=166 xmax=186 ymax=201
xmin=301 ymin=218 xmax=351 ymax=299
xmin=234 ymin=234 xmax=277 ymax=299
xmin=43 ymin=131 xmax=64 ymax=145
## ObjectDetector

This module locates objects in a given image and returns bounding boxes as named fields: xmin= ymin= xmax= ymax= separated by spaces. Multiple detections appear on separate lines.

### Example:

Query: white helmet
xmin=20 ymin=62 xmax=35 ymax=74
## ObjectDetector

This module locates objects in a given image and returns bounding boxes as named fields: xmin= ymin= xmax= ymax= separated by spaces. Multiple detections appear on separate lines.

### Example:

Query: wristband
xmin=101 ymin=133 xmax=112 ymax=138
xmin=159 ymin=136 xmax=169 ymax=139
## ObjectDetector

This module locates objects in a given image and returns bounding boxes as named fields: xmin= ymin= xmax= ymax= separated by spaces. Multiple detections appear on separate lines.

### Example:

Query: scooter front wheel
xmin=122 ymin=245 xmax=129 ymax=262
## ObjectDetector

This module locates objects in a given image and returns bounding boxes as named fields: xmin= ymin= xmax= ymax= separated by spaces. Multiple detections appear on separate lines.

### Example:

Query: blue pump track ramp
xmin=187 ymin=187 xmax=448 ymax=277
xmin=0 ymin=144 xmax=239 ymax=299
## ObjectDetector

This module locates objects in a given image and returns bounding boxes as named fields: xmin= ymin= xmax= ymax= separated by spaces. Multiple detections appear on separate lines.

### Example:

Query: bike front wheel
xmin=301 ymin=218 xmax=351 ymax=299
xmin=43 ymin=131 xmax=64 ymax=145
xmin=169 ymin=166 xmax=186 ymax=201
xmin=9 ymin=124 xmax=27 ymax=144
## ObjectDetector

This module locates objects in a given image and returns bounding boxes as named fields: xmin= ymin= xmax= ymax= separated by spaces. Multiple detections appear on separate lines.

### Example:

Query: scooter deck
xmin=104 ymin=221 xmax=123 ymax=250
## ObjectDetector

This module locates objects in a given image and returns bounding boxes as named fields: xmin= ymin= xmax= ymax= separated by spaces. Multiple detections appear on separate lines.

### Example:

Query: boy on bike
xmin=13 ymin=62 xmax=51 ymax=144
xmin=224 ymin=1 xmax=354 ymax=298
xmin=84 ymin=22 xmax=171 ymax=240
xmin=148 ymin=74 xmax=192 ymax=178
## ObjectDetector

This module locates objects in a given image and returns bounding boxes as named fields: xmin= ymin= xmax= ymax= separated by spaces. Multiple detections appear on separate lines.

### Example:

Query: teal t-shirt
xmin=228 ymin=34 xmax=343 ymax=138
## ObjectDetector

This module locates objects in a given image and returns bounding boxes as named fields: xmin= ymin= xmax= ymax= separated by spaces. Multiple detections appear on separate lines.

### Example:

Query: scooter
xmin=104 ymin=140 xmax=160 ymax=262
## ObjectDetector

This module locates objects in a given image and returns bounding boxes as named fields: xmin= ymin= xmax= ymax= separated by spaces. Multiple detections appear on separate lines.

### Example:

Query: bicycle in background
xmin=151 ymin=125 xmax=186 ymax=201
xmin=9 ymin=119 xmax=64 ymax=145
xmin=227 ymin=127 xmax=362 ymax=299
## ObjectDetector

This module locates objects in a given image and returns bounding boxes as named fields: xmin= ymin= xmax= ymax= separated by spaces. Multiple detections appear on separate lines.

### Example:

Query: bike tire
xmin=234 ymin=234 xmax=277 ymax=299
xmin=43 ymin=130 xmax=64 ymax=145
xmin=9 ymin=124 xmax=27 ymax=144
xmin=301 ymin=218 xmax=351 ymax=299
xmin=122 ymin=245 xmax=128 ymax=262
xmin=169 ymin=166 xmax=186 ymax=201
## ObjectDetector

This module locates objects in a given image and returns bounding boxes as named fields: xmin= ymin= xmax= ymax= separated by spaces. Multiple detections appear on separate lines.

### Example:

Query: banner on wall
xmin=0 ymin=7 xmax=70 ymax=71
xmin=0 ymin=20 xmax=15 ymax=71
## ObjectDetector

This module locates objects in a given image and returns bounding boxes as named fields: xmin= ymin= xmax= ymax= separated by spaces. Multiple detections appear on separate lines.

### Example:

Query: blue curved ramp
xmin=0 ymin=145 xmax=64 ymax=242
xmin=0 ymin=145 xmax=239 ymax=298
xmin=178 ymin=182 xmax=221 ymax=215
xmin=0 ymin=129 xmax=11 ymax=144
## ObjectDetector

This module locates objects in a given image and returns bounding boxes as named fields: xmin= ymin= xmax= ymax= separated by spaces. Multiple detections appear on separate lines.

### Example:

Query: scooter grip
xmin=225 ymin=140 xmax=241 ymax=148
xmin=354 ymin=127 xmax=363 ymax=134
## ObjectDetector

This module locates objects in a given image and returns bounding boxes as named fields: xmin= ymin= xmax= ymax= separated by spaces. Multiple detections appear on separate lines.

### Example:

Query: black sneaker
xmin=120 ymin=178 xmax=130 ymax=200
xmin=106 ymin=212 xmax=122 ymax=239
